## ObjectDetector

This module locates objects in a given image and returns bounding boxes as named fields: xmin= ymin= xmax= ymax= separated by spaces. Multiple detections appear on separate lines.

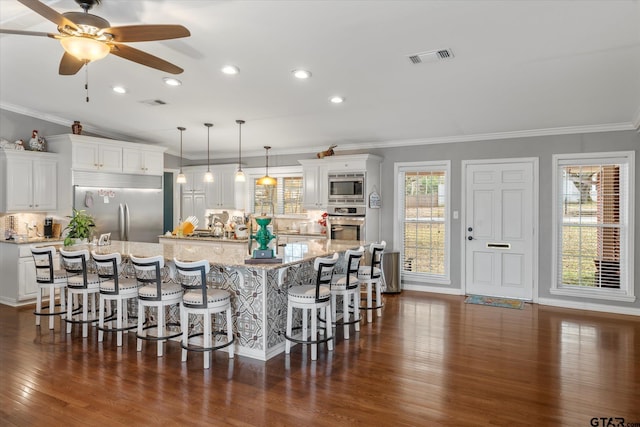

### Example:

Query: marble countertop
xmin=1 ymin=236 xmax=63 ymax=245
xmin=63 ymin=239 xmax=362 ymax=270
xmin=159 ymin=235 xmax=248 ymax=243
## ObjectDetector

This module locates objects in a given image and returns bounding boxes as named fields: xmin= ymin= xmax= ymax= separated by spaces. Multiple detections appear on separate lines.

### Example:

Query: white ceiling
xmin=1 ymin=0 xmax=639 ymax=160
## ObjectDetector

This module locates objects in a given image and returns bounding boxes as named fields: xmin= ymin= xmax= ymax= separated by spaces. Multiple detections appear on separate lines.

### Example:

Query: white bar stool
xmin=59 ymin=248 xmax=101 ymax=337
xmin=31 ymin=245 xmax=68 ymax=330
xmin=130 ymin=254 xmax=183 ymax=357
xmin=330 ymin=246 xmax=364 ymax=340
xmin=358 ymin=241 xmax=386 ymax=323
xmin=173 ymin=258 xmax=235 ymax=369
xmin=92 ymin=251 xmax=139 ymax=347
xmin=285 ymin=253 xmax=338 ymax=361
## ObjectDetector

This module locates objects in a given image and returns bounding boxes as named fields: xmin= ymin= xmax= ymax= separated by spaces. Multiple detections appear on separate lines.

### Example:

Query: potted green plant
xmin=63 ymin=209 xmax=95 ymax=246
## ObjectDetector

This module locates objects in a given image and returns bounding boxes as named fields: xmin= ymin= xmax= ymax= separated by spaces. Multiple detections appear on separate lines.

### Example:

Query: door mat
xmin=464 ymin=295 xmax=524 ymax=310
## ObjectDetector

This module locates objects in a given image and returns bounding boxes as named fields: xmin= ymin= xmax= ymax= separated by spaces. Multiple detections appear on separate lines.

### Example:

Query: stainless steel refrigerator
xmin=73 ymin=183 xmax=163 ymax=243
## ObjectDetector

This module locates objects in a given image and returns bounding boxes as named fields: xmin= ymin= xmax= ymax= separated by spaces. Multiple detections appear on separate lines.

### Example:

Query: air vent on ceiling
xmin=408 ymin=48 xmax=454 ymax=64
xmin=140 ymin=99 xmax=167 ymax=106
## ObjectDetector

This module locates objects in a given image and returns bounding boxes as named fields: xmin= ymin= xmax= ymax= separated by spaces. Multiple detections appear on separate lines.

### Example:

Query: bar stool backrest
xmin=174 ymin=259 xmax=210 ymax=309
xmin=367 ymin=241 xmax=386 ymax=279
xmin=60 ymin=249 xmax=91 ymax=287
xmin=313 ymin=253 xmax=338 ymax=303
xmin=130 ymin=254 xmax=165 ymax=301
xmin=91 ymin=251 xmax=123 ymax=294
xmin=31 ymin=245 xmax=57 ymax=284
xmin=343 ymin=247 xmax=365 ymax=290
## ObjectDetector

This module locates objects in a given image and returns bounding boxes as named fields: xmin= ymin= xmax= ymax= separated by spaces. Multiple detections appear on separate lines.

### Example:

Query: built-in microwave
xmin=328 ymin=173 xmax=365 ymax=205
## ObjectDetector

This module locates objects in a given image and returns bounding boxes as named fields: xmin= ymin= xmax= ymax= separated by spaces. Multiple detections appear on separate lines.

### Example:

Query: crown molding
xmin=0 ymin=101 xmax=145 ymax=143
xmin=3 ymin=101 xmax=637 ymax=159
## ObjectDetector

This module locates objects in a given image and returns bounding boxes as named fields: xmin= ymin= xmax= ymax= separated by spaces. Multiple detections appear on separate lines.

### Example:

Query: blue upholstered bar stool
xmin=59 ymin=248 xmax=101 ymax=337
xmin=92 ymin=251 xmax=139 ymax=347
xmin=173 ymin=259 xmax=235 ymax=369
xmin=330 ymin=246 xmax=364 ymax=340
xmin=130 ymin=254 xmax=182 ymax=357
xmin=31 ymin=245 xmax=68 ymax=330
xmin=358 ymin=241 xmax=386 ymax=323
xmin=285 ymin=253 xmax=338 ymax=361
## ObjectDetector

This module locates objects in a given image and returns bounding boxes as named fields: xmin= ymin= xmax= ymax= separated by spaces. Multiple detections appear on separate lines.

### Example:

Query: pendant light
xmin=256 ymin=146 xmax=277 ymax=186
xmin=234 ymin=119 xmax=246 ymax=182
xmin=203 ymin=123 xmax=214 ymax=183
xmin=176 ymin=126 xmax=187 ymax=184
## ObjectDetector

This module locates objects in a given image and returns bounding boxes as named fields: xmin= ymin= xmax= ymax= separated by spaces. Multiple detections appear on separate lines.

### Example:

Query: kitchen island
xmin=76 ymin=238 xmax=360 ymax=360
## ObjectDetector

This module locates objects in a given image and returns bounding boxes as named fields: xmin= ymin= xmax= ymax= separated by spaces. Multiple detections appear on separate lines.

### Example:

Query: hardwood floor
xmin=1 ymin=291 xmax=638 ymax=426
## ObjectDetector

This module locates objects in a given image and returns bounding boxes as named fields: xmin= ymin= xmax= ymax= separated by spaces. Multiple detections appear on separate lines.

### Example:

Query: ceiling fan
xmin=0 ymin=0 xmax=191 ymax=75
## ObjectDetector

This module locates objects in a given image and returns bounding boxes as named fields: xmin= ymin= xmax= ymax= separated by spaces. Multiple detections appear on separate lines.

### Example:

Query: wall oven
xmin=327 ymin=206 xmax=365 ymax=242
xmin=328 ymin=173 xmax=365 ymax=205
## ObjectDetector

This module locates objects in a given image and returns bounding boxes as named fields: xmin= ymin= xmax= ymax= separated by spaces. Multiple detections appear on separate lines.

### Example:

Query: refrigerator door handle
xmin=124 ymin=203 xmax=130 ymax=241
xmin=118 ymin=204 xmax=125 ymax=241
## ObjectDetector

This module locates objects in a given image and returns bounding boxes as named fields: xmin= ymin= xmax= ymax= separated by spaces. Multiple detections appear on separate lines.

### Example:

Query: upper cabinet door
xmin=72 ymin=141 xmax=122 ymax=172
xmin=122 ymin=149 xmax=164 ymax=175
xmin=73 ymin=143 xmax=99 ymax=170
xmin=32 ymin=159 xmax=57 ymax=211
xmin=4 ymin=156 xmax=33 ymax=211
xmin=98 ymin=145 xmax=123 ymax=172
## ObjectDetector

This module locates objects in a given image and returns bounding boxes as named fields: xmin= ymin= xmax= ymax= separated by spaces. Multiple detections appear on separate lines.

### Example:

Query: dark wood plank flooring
xmin=1 ymin=291 xmax=639 ymax=426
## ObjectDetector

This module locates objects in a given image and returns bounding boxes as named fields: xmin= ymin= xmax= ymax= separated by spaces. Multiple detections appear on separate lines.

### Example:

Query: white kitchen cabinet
xmin=73 ymin=141 xmax=122 ymax=172
xmin=182 ymin=169 xmax=207 ymax=193
xmin=0 ymin=241 xmax=63 ymax=305
xmin=204 ymin=166 xmax=238 ymax=209
xmin=299 ymin=160 xmax=328 ymax=210
xmin=181 ymin=192 xmax=207 ymax=228
xmin=0 ymin=151 xmax=57 ymax=213
xmin=122 ymin=148 xmax=164 ymax=175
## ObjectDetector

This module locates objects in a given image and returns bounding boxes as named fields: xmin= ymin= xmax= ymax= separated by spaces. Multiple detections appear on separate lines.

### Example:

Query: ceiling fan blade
xmin=0 ymin=29 xmax=58 ymax=38
xmin=59 ymin=52 xmax=85 ymax=75
xmin=17 ymin=0 xmax=78 ymax=31
xmin=102 ymin=25 xmax=190 ymax=43
xmin=109 ymin=43 xmax=184 ymax=74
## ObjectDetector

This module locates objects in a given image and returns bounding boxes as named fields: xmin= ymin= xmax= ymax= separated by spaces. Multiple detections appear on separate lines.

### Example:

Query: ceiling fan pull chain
xmin=85 ymin=60 xmax=89 ymax=103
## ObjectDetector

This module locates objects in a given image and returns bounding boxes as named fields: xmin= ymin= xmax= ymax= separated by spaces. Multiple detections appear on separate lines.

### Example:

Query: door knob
xmin=468 ymin=236 xmax=473 ymax=240
xmin=468 ymin=227 xmax=473 ymax=232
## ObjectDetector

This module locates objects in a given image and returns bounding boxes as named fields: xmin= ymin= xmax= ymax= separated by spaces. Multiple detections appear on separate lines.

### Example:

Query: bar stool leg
xmin=367 ymin=282 xmax=373 ymax=323
xmin=285 ymin=304 xmax=293 ymax=354
xmin=353 ymin=292 xmax=360 ymax=332
xmin=116 ymin=298 xmax=123 ymax=347
xmin=137 ymin=301 xmax=144 ymax=352
xmin=326 ymin=305 xmax=334 ymax=351
xmin=67 ymin=290 xmax=73 ymax=334
xmin=98 ymin=297 xmax=106 ymax=342
xmin=311 ymin=307 xmax=318 ymax=360
xmin=226 ymin=307 xmax=235 ymax=358
xmin=376 ymin=281 xmax=382 ymax=317
xmin=302 ymin=308 xmax=308 ymax=344
xmin=35 ymin=287 xmax=43 ymax=327
xmin=181 ymin=308 xmax=188 ymax=362
xmin=204 ymin=312 xmax=211 ymax=369
xmin=342 ymin=292 xmax=350 ymax=339
xmin=82 ymin=293 xmax=89 ymax=338
xmin=48 ymin=285 xmax=56 ymax=329
xmin=157 ymin=305 xmax=165 ymax=357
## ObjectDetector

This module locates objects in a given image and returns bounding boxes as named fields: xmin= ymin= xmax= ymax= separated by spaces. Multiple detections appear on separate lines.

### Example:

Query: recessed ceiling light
xmin=112 ymin=86 xmax=127 ymax=94
xmin=329 ymin=96 xmax=345 ymax=104
xmin=221 ymin=65 xmax=240 ymax=75
xmin=292 ymin=69 xmax=312 ymax=79
xmin=163 ymin=77 xmax=182 ymax=86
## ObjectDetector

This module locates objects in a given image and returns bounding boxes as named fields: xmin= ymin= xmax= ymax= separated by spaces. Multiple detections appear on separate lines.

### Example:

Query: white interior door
xmin=465 ymin=161 xmax=534 ymax=300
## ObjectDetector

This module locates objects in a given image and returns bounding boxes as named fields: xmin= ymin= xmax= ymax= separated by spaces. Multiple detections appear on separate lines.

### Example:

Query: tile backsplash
xmin=0 ymin=212 xmax=68 ymax=240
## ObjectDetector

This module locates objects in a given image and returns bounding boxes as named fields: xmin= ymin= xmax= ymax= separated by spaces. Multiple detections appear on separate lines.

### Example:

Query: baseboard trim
xmin=402 ymin=284 xmax=464 ymax=295
xmin=537 ymin=297 xmax=640 ymax=316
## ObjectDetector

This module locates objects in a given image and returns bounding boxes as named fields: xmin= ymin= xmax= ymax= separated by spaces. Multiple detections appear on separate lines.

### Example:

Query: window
xmin=552 ymin=152 xmax=635 ymax=302
xmin=253 ymin=176 xmax=304 ymax=215
xmin=395 ymin=161 xmax=450 ymax=284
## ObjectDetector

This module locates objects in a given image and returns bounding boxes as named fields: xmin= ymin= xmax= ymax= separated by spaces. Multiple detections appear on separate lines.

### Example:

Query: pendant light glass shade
xmin=256 ymin=146 xmax=277 ymax=186
xmin=176 ymin=126 xmax=187 ymax=184
xmin=235 ymin=119 xmax=246 ymax=182
xmin=203 ymin=123 xmax=214 ymax=182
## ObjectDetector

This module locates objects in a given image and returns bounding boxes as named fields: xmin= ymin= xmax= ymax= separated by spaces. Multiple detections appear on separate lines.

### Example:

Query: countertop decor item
xmin=317 ymin=144 xmax=337 ymax=158
xmin=63 ymin=208 xmax=95 ymax=246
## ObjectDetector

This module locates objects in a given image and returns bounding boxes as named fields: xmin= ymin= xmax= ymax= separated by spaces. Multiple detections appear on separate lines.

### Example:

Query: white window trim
xmin=243 ymin=166 xmax=306 ymax=217
xmin=394 ymin=160 xmax=451 ymax=285
xmin=551 ymin=151 xmax=635 ymax=302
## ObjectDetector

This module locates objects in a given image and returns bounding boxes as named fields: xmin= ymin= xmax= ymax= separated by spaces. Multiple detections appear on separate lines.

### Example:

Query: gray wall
xmin=2 ymin=108 xmax=638 ymax=310
xmin=376 ymin=131 xmax=640 ymax=311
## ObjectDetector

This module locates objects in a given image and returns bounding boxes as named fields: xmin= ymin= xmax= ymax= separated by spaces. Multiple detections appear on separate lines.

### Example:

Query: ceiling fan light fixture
xmin=60 ymin=36 xmax=110 ymax=61
xmin=163 ymin=77 xmax=182 ymax=86
xmin=222 ymin=65 xmax=240 ymax=75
